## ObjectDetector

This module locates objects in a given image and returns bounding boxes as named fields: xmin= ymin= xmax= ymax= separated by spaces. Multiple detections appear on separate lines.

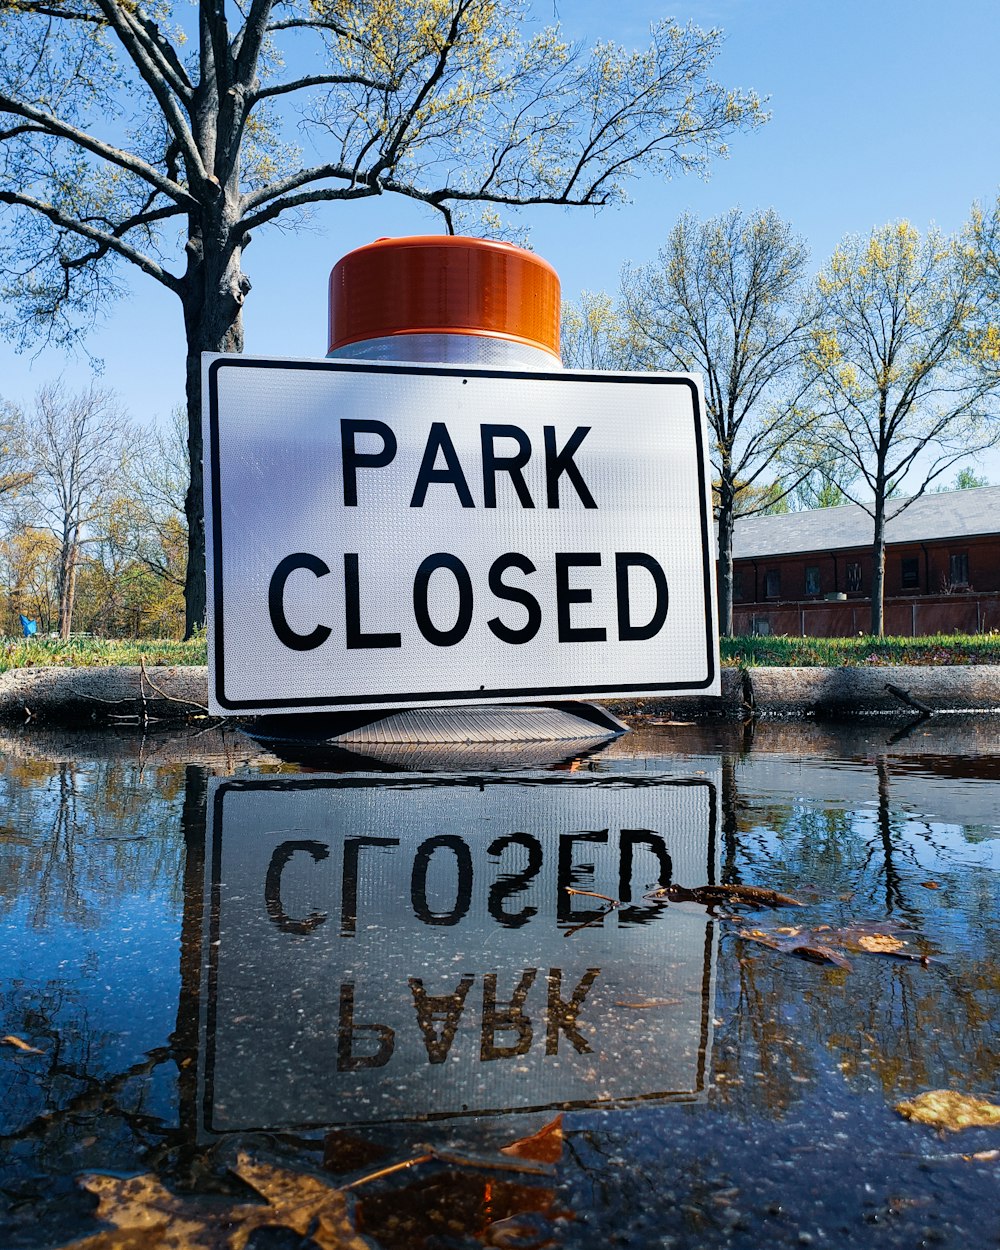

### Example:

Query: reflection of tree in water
xmin=712 ymin=940 xmax=822 ymax=1118
xmin=1 ymin=979 xmax=172 ymax=1234
xmin=0 ymin=758 xmax=185 ymax=930
xmin=714 ymin=751 xmax=1000 ymax=1114
xmin=0 ymin=753 xmax=190 ymax=1240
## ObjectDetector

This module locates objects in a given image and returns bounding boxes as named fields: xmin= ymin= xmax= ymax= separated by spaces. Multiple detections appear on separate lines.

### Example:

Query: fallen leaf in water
xmin=658 ymin=884 xmax=803 ymax=909
xmin=60 ymin=1153 xmax=368 ymax=1249
xmin=2 ymin=1035 xmax=43 ymax=1054
xmin=501 ymin=1116 xmax=564 ymax=1164
xmin=896 ymin=1091 xmax=1000 ymax=1131
xmin=964 ymin=1150 xmax=1000 ymax=1162
xmin=920 ymin=881 xmax=941 ymax=890
xmin=737 ymin=929 xmax=781 ymax=950
xmin=856 ymin=934 xmax=907 ymax=954
xmin=737 ymin=930 xmax=852 ymax=970
xmin=788 ymin=943 xmax=852 ymax=970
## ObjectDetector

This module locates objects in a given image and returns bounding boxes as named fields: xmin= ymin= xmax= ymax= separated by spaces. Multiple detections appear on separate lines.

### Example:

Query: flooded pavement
xmin=1 ymin=718 xmax=999 ymax=1249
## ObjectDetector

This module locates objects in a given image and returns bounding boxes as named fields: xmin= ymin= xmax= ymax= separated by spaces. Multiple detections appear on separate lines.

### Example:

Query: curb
xmin=2 ymin=664 xmax=1000 ymax=726
xmin=744 ymin=664 xmax=1000 ymax=719
xmin=611 ymin=665 xmax=1000 ymax=720
xmin=0 ymin=665 xmax=209 ymax=725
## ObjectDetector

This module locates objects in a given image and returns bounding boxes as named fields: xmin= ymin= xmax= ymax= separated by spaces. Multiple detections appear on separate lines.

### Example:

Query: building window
xmin=901 ymin=557 xmax=919 ymax=589
xmin=764 ymin=569 xmax=781 ymax=599
xmin=733 ymin=569 xmax=744 ymax=600
xmin=949 ymin=552 xmax=969 ymax=586
xmin=805 ymin=565 xmax=821 ymax=596
xmin=846 ymin=562 xmax=862 ymax=592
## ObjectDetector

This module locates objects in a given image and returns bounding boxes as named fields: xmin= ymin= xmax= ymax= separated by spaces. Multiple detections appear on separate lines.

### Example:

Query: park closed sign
xmin=203 ymin=355 xmax=719 ymax=714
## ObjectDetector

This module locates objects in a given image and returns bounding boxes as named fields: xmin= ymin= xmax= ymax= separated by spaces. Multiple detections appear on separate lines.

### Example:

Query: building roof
xmin=731 ymin=486 xmax=1000 ymax=560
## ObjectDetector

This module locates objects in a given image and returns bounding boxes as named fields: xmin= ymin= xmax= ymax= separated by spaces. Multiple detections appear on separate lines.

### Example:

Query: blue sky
xmin=3 ymin=0 xmax=1000 ymax=478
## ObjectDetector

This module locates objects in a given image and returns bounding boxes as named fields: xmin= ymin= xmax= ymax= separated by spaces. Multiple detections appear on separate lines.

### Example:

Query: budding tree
xmin=808 ymin=221 xmax=996 ymax=635
xmin=621 ymin=208 xmax=815 ymax=636
xmin=0 ymin=0 xmax=765 ymax=635
xmin=561 ymin=290 xmax=642 ymax=371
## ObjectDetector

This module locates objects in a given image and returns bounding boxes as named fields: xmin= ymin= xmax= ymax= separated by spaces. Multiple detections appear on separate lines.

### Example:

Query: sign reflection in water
xmin=197 ymin=767 xmax=720 ymax=1132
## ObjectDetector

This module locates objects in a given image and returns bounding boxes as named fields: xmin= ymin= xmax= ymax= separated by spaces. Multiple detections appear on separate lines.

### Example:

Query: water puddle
xmin=1 ymin=719 xmax=999 ymax=1248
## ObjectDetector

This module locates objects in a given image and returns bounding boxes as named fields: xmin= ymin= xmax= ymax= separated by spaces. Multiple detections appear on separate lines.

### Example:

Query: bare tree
xmin=10 ymin=383 xmax=137 ymax=638
xmin=0 ymin=1 xmax=767 ymax=636
xmin=808 ymin=221 xmax=997 ymax=635
xmin=116 ymin=408 xmax=188 ymax=589
xmin=621 ymin=208 xmax=816 ymax=636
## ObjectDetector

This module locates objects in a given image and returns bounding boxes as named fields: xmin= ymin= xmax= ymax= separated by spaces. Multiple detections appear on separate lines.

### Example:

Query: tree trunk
xmin=870 ymin=495 xmax=887 ymax=636
xmin=57 ymin=534 xmax=78 ymax=639
xmin=717 ymin=498 xmax=735 ymax=637
xmin=181 ymin=223 xmax=249 ymax=639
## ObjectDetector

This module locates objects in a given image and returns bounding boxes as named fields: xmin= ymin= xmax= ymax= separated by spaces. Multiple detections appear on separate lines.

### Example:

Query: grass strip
xmin=2 ymin=632 xmax=999 ymax=673
xmin=722 ymin=634 xmax=1000 ymax=667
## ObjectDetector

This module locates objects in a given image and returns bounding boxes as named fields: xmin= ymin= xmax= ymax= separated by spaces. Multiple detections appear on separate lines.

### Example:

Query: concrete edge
xmin=3 ymin=664 xmax=1000 ymax=727
xmin=0 ymin=665 xmax=209 ymax=726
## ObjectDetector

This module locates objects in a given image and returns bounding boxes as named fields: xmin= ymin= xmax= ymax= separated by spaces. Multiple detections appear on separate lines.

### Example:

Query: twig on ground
xmin=139 ymin=655 xmax=210 ymax=714
xmin=343 ymin=1147 xmax=551 ymax=1191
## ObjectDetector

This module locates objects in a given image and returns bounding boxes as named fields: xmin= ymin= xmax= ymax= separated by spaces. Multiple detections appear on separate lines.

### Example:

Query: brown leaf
xmin=788 ymin=943 xmax=852 ymax=970
xmin=660 ymin=884 xmax=803 ymax=909
xmin=232 ymin=1153 xmax=369 ymax=1248
xmin=736 ymin=930 xmax=781 ymax=951
xmin=855 ymin=934 xmax=907 ymax=954
xmin=501 ymin=1116 xmax=564 ymax=1164
xmin=919 ymin=881 xmax=941 ymax=889
xmin=896 ymin=1090 xmax=1000 ymax=1132
xmin=2 ymin=1034 xmax=44 ymax=1054
xmin=738 ymin=930 xmax=852 ymax=970
xmin=61 ymin=1155 xmax=368 ymax=1249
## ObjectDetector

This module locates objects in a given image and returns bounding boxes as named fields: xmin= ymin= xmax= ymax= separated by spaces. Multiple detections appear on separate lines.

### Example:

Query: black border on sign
xmin=207 ymin=355 xmax=717 ymax=710
xmin=201 ymin=774 xmax=719 ymax=1133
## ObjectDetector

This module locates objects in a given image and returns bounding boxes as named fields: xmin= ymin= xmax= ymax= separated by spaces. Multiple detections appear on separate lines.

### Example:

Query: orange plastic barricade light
xmin=328 ymin=235 xmax=561 ymax=368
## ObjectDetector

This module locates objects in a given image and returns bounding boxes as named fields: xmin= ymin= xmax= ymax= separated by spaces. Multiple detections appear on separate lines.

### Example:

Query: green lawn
xmin=2 ymin=632 xmax=999 ymax=672
xmin=722 ymin=634 xmax=1000 ymax=667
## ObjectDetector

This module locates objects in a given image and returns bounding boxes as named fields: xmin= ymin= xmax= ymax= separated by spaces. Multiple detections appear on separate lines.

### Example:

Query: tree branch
xmin=233 ymin=0 xmax=277 ymax=88
xmin=249 ymin=72 xmax=385 ymax=104
xmin=0 ymin=94 xmax=197 ymax=208
xmin=0 ymin=189 xmax=182 ymax=292
xmin=366 ymin=1 xmax=468 ymax=186
xmin=265 ymin=15 xmax=351 ymax=37
xmin=6 ymin=2 xmax=104 ymax=22
xmin=91 ymin=0 xmax=205 ymax=186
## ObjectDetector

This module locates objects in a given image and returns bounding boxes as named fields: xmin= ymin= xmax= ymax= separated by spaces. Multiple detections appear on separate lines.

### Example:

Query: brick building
xmin=729 ymin=486 xmax=1000 ymax=637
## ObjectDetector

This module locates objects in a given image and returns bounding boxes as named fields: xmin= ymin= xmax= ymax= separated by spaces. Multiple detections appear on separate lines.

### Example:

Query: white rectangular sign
xmin=203 ymin=355 xmax=719 ymax=714
xmin=198 ymin=771 xmax=720 ymax=1131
